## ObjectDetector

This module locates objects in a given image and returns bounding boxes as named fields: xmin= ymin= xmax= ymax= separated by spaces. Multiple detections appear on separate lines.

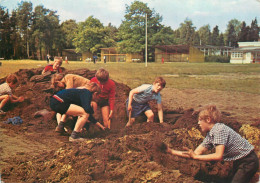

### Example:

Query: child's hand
xmin=128 ymin=106 xmax=132 ymax=111
xmin=18 ymin=96 xmax=24 ymax=102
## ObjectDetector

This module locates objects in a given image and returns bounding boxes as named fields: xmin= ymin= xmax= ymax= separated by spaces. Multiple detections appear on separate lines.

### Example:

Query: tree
xmin=10 ymin=10 xmax=22 ymax=59
xmin=212 ymin=26 xmax=220 ymax=46
xmin=73 ymin=16 xmax=108 ymax=54
xmin=225 ymin=19 xmax=241 ymax=47
xmin=150 ymin=26 xmax=175 ymax=45
xmin=177 ymin=18 xmax=196 ymax=45
xmin=17 ymin=1 xmax=33 ymax=58
xmin=198 ymin=25 xmax=211 ymax=45
xmin=238 ymin=21 xmax=250 ymax=42
xmin=248 ymin=18 xmax=259 ymax=41
xmin=0 ymin=6 xmax=12 ymax=59
xmin=117 ymin=0 xmax=164 ymax=57
xmin=61 ymin=19 xmax=77 ymax=49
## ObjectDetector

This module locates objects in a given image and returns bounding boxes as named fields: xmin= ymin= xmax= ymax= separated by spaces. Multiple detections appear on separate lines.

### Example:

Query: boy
xmin=42 ymin=56 xmax=63 ymax=74
xmin=165 ymin=105 xmax=259 ymax=183
xmin=126 ymin=77 xmax=166 ymax=127
xmin=0 ymin=74 xmax=24 ymax=115
xmin=90 ymin=68 xmax=116 ymax=129
xmin=50 ymin=82 xmax=105 ymax=141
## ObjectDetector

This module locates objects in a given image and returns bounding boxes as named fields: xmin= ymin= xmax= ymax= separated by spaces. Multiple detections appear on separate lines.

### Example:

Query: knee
xmin=147 ymin=112 xmax=154 ymax=119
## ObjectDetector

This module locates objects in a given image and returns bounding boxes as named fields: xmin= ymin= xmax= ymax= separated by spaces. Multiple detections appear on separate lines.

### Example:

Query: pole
xmin=145 ymin=13 xmax=147 ymax=67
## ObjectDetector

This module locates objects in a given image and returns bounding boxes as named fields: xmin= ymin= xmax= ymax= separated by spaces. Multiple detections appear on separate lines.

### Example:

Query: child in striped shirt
xmin=165 ymin=104 xmax=259 ymax=183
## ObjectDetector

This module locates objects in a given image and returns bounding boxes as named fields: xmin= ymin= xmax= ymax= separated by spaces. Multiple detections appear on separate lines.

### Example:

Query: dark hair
xmin=6 ymin=74 xmax=18 ymax=84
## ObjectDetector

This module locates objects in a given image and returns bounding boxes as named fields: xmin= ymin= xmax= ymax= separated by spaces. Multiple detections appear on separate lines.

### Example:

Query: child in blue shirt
xmin=50 ymin=82 xmax=105 ymax=141
xmin=164 ymin=104 xmax=259 ymax=183
xmin=126 ymin=77 xmax=166 ymax=127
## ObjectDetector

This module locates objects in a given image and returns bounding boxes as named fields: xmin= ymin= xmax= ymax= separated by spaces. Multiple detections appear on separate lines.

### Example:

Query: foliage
xmin=205 ymin=55 xmax=230 ymax=63
xmin=197 ymin=25 xmax=211 ymax=45
xmin=61 ymin=19 xmax=77 ymax=49
xmin=175 ymin=18 xmax=196 ymax=45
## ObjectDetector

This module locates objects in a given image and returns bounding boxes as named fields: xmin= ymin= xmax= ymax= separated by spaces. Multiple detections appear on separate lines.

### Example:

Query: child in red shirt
xmin=90 ymin=68 xmax=116 ymax=129
xmin=42 ymin=57 xmax=63 ymax=74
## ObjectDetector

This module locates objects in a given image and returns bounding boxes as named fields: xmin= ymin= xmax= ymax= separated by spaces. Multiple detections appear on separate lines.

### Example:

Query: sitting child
xmin=126 ymin=77 xmax=166 ymax=127
xmin=164 ymin=104 xmax=259 ymax=183
xmin=42 ymin=56 xmax=63 ymax=74
xmin=90 ymin=68 xmax=116 ymax=129
xmin=50 ymin=82 xmax=105 ymax=141
xmin=0 ymin=74 xmax=24 ymax=115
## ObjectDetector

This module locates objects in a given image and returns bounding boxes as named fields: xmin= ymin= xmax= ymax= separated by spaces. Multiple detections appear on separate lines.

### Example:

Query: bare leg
xmin=0 ymin=95 xmax=10 ymax=109
xmin=101 ymin=106 xmax=110 ymax=128
xmin=145 ymin=110 xmax=154 ymax=123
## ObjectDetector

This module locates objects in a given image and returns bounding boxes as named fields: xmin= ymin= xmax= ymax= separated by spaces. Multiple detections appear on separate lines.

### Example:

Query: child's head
xmin=51 ymin=74 xmax=65 ymax=89
xmin=153 ymin=77 xmax=166 ymax=93
xmin=95 ymin=68 xmax=109 ymax=84
xmin=199 ymin=104 xmax=221 ymax=124
xmin=85 ymin=82 xmax=101 ymax=94
xmin=6 ymin=74 xmax=18 ymax=88
xmin=53 ymin=57 xmax=63 ymax=70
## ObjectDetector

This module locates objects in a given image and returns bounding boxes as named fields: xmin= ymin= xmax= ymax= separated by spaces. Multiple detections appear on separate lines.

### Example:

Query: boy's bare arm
xmin=189 ymin=145 xmax=224 ymax=161
xmin=157 ymin=103 xmax=163 ymax=123
xmin=95 ymin=122 xmax=105 ymax=130
xmin=128 ymin=88 xmax=139 ymax=110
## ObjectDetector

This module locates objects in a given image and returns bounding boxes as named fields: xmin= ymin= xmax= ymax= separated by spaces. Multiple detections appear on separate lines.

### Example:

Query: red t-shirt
xmin=43 ymin=64 xmax=62 ymax=73
xmin=90 ymin=77 xmax=116 ymax=110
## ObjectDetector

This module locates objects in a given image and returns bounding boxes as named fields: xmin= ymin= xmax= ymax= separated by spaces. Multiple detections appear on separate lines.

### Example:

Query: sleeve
xmin=108 ymin=81 xmax=116 ymax=110
xmin=79 ymin=90 xmax=94 ymax=114
xmin=136 ymin=84 xmax=150 ymax=93
xmin=201 ymin=135 xmax=214 ymax=150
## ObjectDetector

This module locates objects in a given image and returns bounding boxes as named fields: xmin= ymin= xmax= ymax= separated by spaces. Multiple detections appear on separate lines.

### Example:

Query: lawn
xmin=0 ymin=60 xmax=259 ymax=94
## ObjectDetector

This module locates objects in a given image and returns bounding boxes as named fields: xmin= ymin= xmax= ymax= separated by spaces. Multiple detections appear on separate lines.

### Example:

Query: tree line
xmin=0 ymin=1 xmax=259 ymax=60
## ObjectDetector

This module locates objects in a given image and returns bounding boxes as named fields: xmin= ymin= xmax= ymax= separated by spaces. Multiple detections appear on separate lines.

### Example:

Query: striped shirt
xmin=201 ymin=123 xmax=254 ymax=161
xmin=133 ymin=84 xmax=162 ymax=104
xmin=0 ymin=83 xmax=12 ymax=96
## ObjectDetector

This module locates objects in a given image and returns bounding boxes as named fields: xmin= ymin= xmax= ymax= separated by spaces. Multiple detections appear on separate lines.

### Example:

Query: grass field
xmin=0 ymin=60 xmax=259 ymax=94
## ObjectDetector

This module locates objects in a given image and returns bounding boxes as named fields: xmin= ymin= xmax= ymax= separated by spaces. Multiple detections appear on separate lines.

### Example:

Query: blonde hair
xmin=85 ymin=82 xmax=101 ymax=94
xmin=153 ymin=77 xmax=166 ymax=88
xmin=54 ymin=57 xmax=63 ymax=65
xmin=6 ymin=74 xmax=18 ymax=84
xmin=199 ymin=104 xmax=221 ymax=123
xmin=51 ymin=73 xmax=64 ymax=88
xmin=96 ymin=68 xmax=109 ymax=83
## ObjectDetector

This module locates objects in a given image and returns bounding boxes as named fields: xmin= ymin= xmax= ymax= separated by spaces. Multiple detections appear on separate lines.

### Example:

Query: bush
xmin=205 ymin=55 xmax=230 ymax=63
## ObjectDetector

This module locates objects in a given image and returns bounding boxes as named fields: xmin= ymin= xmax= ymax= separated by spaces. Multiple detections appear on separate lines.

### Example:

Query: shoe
xmin=69 ymin=136 xmax=85 ymax=142
xmin=55 ymin=126 xmax=66 ymax=133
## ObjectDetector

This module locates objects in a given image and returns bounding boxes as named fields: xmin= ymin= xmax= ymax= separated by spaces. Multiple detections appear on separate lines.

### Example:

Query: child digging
xmin=42 ymin=56 xmax=63 ymax=74
xmin=90 ymin=68 xmax=116 ymax=129
xmin=0 ymin=74 xmax=24 ymax=115
xmin=163 ymin=104 xmax=259 ymax=183
xmin=50 ymin=82 xmax=105 ymax=142
xmin=126 ymin=77 xmax=166 ymax=127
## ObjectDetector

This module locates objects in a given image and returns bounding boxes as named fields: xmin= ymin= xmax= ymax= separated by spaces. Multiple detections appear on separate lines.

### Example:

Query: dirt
xmin=0 ymin=68 xmax=259 ymax=183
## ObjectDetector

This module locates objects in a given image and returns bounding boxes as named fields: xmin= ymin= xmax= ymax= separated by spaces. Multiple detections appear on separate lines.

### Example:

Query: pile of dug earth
xmin=0 ymin=68 xmax=259 ymax=182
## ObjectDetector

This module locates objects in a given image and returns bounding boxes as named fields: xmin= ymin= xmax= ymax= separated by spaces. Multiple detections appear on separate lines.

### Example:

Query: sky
xmin=1 ymin=0 xmax=260 ymax=32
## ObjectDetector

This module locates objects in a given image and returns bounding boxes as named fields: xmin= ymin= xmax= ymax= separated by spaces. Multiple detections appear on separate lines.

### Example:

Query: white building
xmin=230 ymin=42 xmax=260 ymax=64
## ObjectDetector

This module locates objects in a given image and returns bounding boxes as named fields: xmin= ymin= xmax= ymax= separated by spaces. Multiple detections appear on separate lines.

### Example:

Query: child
xmin=0 ymin=74 xmax=24 ymax=115
xmin=42 ymin=56 xmax=63 ymax=74
xmin=164 ymin=105 xmax=259 ymax=183
xmin=51 ymin=73 xmax=90 ymax=91
xmin=50 ymin=82 xmax=105 ymax=142
xmin=90 ymin=68 xmax=116 ymax=129
xmin=126 ymin=77 xmax=166 ymax=127
xmin=51 ymin=73 xmax=91 ymax=132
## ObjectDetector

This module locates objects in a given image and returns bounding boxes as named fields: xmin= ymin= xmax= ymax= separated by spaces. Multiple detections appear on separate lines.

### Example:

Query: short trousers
xmin=126 ymin=98 xmax=151 ymax=118
xmin=231 ymin=150 xmax=259 ymax=183
xmin=97 ymin=98 xmax=109 ymax=108
xmin=50 ymin=97 xmax=70 ymax=114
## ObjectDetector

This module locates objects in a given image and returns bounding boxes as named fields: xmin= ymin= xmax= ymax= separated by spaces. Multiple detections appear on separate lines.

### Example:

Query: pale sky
xmin=1 ymin=0 xmax=260 ymax=32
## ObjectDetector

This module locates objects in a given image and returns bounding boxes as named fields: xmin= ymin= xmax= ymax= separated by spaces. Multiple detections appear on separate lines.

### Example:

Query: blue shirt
xmin=201 ymin=123 xmax=254 ymax=161
xmin=133 ymin=84 xmax=161 ymax=104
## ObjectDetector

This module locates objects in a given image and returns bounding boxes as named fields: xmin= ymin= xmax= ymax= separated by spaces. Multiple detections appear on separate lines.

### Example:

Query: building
xmin=62 ymin=49 xmax=82 ymax=61
xmin=230 ymin=42 xmax=260 ymax=64
xmin=100 ymin=47 xmax=143 ymax=63
xmin=195 ymin=45 xmax=232 ymax=56
xmin=154 ymin=45 xmax=204 ymax=63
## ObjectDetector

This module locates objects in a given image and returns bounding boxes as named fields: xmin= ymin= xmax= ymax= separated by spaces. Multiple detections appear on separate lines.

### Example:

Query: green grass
xmin=0 ymin=60 xmax=260 ymax=94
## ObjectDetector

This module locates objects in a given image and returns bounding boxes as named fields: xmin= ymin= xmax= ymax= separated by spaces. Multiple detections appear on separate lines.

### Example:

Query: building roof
xmin=155 ymin=45 xmax=190 ymax=53
xmin=195 ymin=45 xmax=233 ymax=49
xmin=230 ymin=47 xmax=260 ymax=52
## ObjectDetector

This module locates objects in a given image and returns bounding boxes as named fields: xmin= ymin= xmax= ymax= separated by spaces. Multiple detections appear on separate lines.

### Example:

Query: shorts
xmin=97 ymin=98 xmax=109 ymax=108
xmin=126 ymin=98 xmax=151 ymax=118
xmin=50 ymin=97 xmax=70 ymax=114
